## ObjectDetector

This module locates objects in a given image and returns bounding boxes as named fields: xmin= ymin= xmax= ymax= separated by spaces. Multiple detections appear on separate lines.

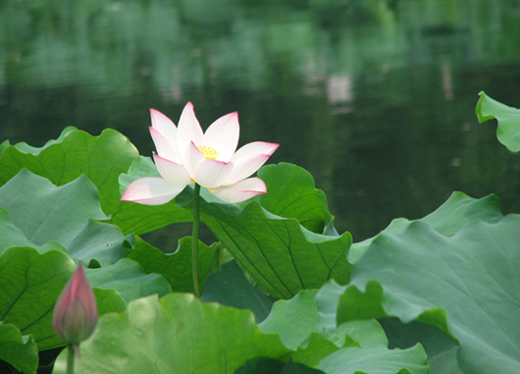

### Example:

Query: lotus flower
xmin=121 ymin=102 xmax=279 ymax=204
xmin=52 ymin=264 xmax=98 ymax=357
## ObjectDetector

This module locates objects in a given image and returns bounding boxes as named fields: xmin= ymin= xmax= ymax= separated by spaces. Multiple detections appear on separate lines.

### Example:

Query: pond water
xmin=2 ymin=0 xmax=520 ymax=241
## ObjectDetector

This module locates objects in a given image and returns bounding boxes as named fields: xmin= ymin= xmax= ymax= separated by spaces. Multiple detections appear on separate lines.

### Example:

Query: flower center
xmin=196 ymin=145 xmax=219 ymax=160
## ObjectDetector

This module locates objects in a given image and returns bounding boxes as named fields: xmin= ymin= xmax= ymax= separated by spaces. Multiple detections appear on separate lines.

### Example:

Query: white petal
xmin=231 ymin=141 xmax=279 ymax=162
xmin=208 ymin=178 xmax=267 ymax=203
xmin=177 ymin=102 xmax=203 ymax=155
xmin=153 ymin=153 xmax=192 ymax=185
xmin=202 ymin=112 xmax=240 ymax=162
xmin=149 ymin=127 xmax=182 ymax=163
xmin=150 ymin=109 xmax=178 ymax=146
xmin=120 ymin=177 xmax=185 ymax=205
xmin=226 ymin=153 xmax=270 ymax=184
xmin=194 ymin=160 xmax=234 ymax=188
xmin=183 ymin=141 xmax=206 ymax=178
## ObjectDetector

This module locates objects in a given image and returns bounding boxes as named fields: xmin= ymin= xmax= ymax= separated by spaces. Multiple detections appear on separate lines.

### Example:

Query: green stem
xmin=191 ymin=184 xmax=201 ymax=298
xmin=66 ymin=344 xmax=75 ymax=374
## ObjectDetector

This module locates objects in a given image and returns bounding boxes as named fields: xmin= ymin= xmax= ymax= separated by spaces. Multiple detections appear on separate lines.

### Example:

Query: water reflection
xmin=2 ymin=0 xmax=520 ymax=241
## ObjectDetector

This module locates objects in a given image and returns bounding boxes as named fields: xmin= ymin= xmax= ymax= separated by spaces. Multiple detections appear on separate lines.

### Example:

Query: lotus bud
xmin=52 ymin=264 xmax=98 ymax=357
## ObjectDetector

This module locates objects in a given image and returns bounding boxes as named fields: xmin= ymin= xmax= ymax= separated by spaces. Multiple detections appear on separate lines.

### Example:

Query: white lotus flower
xmin=121 ymin=102 xmax=279 ymax=205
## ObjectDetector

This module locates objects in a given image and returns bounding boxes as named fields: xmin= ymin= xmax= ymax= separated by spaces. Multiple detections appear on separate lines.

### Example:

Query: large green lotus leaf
xmin=476 ymin=91 xmax=520 ymax=152
xmin=0 ymin=323 xmax=38 ymax=374
xmin=0 ymin=128 xmax=139 ymax=216
xmin=115 ymin=156 xmax=193 ymax=235
xmin=52 ymin=293 xmax=291 ymax=374
xmin=8 ymin=127 xmax=76 ymax=155
xmin=85 ymin=258 xmax=172 ymax=303
xmin=250 ymin=163 xmax=335 ymax=234
xmin=338 ymin=215 xmax=520 ymax=374
xmin=200 ymin=201 xmax=352 ymax=299
xmin=317 ymin=344 xmax=429 ymax=374
xmin=0 ymin=246 xmax=126 ymax=351
xmin=349 ymin=192 xmax=502 ymax=262
xmin=125 ymin=236 xmax=218 ymax=293
xmin=200 ymin=260 xmax=275 ymax=323
xmin=0 ymin=169 xmax=128 ymax=266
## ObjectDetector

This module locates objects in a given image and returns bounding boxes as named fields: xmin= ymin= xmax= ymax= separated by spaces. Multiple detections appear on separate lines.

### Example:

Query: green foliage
xmin=2 ymin=94 xmax=520 ymax=372
xmin=52 ymin=293 xmax=292 ymax=374
xmin=200 ymin=199 xmax=352 ymax=298
xmin=120 ymin=159 xmax=352 ymax=298
xmin=339 ymin=193 xmax=520 ymax=374
xmin=0 ymin=128 xmax=139 ymax=216
xmin=0 ymin=247 xmax=76 ymax=351
xmin=200 ymin=260 xmax=275 ymax=322
xmin=0 ymin=169 xmax=128 ymax=265
xmin=476 ymin=91 xmax=520 ymax=152
xmin=0 ymin=247 xmax=127 ymax=353
xmin=125 ymin=236 xmax=218 ymax=293
xmin=0 ymin=323 xmax=38 ymax=374
xmin=86 ymin=258 xmax=172 ymax=303
xmin=317 ymin=345 xmax=429 ymax=374
xmin=252 ymin=161 xmax=335 ymax=234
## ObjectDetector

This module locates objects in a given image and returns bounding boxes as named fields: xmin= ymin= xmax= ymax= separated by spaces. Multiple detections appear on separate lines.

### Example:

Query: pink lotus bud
xmin=52 ymin=264 xmax=98 ymax=354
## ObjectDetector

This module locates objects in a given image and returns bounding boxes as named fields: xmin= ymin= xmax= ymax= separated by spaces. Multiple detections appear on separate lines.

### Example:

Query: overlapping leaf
xmin=476 ymin=91 xmax=520 ymax=152
xmin=125 ymin=236 xmax=218 ymax=293
xmin=0 ymin=128 xmax=139 ymax=216
xmin=251 ymin=163 xmax=335 ymax=234
xmin=258 ymin=281 xmax=428 ymax=373
xmin=0 ymin=323 xmax=38 ymax=374
xmin=0 ymin=170 xmax=128 ymax=265
xmin=86 ymin=258 xmax=172 ymax=303
xmin=235 ymin=358 xmax=325 ymax=374
xmin=337 ymin=193 xmax=520 ymax=374
xmin=317 ymin=345 xmax=429 ymax=374
xmin=201 ymin=260 xmax=275 ymax=323
xmin=0 ymin=247 xmax=125 ymax=351
xmin=52 ymin=293 xmax=291 ymax=374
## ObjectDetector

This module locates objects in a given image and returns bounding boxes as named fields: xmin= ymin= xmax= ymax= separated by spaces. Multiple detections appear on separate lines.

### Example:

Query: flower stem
xmin=191 ymin=183 xmax=201 ymax=298
xmin=66 ymin=344 xmax=75 ymax=374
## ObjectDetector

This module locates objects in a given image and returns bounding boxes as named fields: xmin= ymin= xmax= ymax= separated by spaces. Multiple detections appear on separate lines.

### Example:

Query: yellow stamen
xmin=197 ymin=145 xmax=219 ymax=160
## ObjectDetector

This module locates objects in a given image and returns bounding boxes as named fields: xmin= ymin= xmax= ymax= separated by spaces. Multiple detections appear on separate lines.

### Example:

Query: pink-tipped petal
xmin=177 ymin=102 xmax=204 ymax=155
xmin=226 ymin=153 xmax=270 ymax=184
xmin=203 ymin=112 xmax=240 ymax=162
xmin=120 ymin=177 xmax=185 ymax=205
xmin=149 ymin=127 xmax=182 ymax=163
xmin=183 ymin=141 xmax=206 ymax=178
xmin=150 ymin=109 xmax=178 ymax=146
xmin=195 ymin=160 xmax=234 ymax=188
xmin=208 ymin=178 xmax=267 ymax=203
xmin=231 ymin=141 xmax=279 ymax=162
xmin=153 ymin=153 xmax=192 ymax=185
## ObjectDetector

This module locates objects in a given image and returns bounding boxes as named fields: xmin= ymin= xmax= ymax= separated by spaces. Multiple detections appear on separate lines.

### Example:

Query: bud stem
xmin=66 ymin=344 xmax=75 ymax=374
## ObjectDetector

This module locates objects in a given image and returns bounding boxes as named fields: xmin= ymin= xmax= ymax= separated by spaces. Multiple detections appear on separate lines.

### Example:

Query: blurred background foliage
xmin=2 ymin=0 xmax=520 ymax=243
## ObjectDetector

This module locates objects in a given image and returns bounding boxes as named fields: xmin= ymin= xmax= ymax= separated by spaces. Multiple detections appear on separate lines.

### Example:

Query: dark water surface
xmin=2 ymin=0 xmax=520 ymax=241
